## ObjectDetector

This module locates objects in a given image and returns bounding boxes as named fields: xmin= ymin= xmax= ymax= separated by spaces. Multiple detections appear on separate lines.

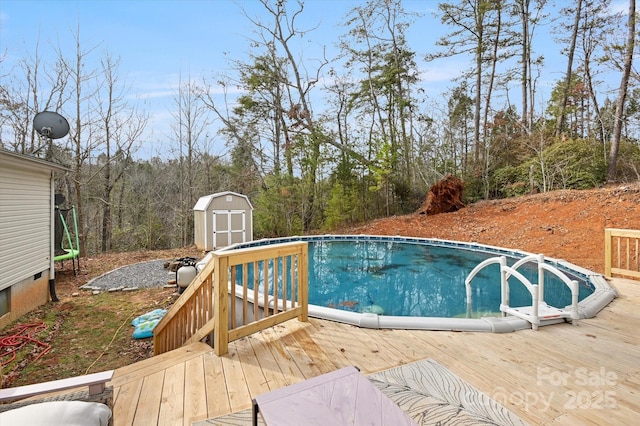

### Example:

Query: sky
xmin=0 ymin=0 xmax=629 ymax=159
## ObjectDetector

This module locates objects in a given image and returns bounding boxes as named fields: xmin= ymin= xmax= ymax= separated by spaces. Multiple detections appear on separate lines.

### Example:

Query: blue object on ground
xmin=132 ymin=309 xmax=167 ymax=339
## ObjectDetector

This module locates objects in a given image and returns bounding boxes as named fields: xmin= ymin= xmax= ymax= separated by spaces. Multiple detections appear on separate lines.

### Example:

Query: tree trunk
xmin=555 ymin=0 xmax=582 ymax=138
xmin=607 ymin=0 xmax=636 ymax=183
xmin=473 ymin=24 xmax=483 ymax=164
xmin=520 ymin=1 xmax=529 ymax=129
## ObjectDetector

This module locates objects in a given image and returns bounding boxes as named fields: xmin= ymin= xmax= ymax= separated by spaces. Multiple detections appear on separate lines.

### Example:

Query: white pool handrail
xmin=465 ymin=254 xmax=580 ymax=330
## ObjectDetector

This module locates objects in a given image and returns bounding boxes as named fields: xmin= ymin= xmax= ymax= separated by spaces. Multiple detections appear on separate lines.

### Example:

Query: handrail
xmin=154 ymin=241 xmax=308 ymax=356
xmin=509 ymin=254 xmax=544 ymax=297
xmin=605 ymin=228 xmax=640 ymax=279
xmin=501 ymin=263 xmax=540 ymax=327
xmin=465 ymin=257 xmax=506 ymax=316
xmin=465 ymin=254 xmax=579 ymax=330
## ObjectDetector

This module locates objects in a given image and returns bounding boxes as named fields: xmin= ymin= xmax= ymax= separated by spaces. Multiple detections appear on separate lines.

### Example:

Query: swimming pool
xmin=220 ymin=235 xmax=617 ymax=332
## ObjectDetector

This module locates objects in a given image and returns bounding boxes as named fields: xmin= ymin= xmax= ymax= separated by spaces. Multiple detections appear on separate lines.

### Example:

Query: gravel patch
xmin=81 ymin=260 xmax=175 ymax=291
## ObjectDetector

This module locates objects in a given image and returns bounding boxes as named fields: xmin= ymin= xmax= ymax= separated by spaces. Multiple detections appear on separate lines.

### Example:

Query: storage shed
xmin=193 ymin=191 xmax=253 ymax=251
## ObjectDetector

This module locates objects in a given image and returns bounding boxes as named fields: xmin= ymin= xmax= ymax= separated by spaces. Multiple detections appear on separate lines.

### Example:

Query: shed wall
xmin=194 ymin=192 xmax=253 ymax=250
xmin=208 ymin=194 xmax=249 ymax=211
xmin=194 ymin=212 xmax=205 ymax=250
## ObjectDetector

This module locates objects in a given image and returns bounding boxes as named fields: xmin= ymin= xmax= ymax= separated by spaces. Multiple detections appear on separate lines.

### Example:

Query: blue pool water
xmin=232 ymin=237 xmax=595 ymax=319
xmin=307 ymin=240 xmax=593 ymax=318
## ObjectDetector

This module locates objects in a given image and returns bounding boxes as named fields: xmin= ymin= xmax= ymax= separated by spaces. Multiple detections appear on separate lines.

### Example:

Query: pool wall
xmin=217 ymin=235 xmax=618 ymax=332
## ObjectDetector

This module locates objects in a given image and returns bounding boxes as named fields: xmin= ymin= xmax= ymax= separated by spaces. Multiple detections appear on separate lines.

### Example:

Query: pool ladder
xmin=465 ymin=254 xmax=580 ymax=330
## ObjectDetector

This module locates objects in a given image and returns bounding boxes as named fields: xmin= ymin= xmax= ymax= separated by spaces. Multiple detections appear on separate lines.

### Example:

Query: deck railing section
xmin=605 ymin=228 xmax=640 ymax=279
xmin=154 ymin=241 xmax=308 ymax=356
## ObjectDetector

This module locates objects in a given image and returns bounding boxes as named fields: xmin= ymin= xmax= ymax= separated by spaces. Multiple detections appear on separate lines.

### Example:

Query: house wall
xmin=0 ymin=149 xmax=66 ymax=327
xmin=0 ymin=156 xmax=51 ymax=291
xmin=0 ymin=273 xmax=49 ymax=329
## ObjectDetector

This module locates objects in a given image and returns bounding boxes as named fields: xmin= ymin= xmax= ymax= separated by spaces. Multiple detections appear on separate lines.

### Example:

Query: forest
xmin=1 ymin=0 xmax=638 ymax=256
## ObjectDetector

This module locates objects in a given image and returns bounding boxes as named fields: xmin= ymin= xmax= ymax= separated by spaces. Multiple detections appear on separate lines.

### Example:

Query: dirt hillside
xmin=347 ymin=184 xmax=640 ymax=274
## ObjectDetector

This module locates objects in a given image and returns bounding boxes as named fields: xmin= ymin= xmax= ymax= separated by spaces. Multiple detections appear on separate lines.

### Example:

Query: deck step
xmin=110 ymin=341 xmax=213 ymax=387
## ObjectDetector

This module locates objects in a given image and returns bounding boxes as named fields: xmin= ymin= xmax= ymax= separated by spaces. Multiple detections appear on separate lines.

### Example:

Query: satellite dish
xmin=33 ymin=111 xmax=70 ymax=139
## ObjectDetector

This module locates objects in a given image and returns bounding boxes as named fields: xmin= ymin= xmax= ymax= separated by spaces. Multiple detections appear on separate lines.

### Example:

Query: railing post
xmin=531 ymin=284 xmax=539 ymax=331
xmin=537 ymin=253 xmax=545 ymax=304
xmin=465 ymin=280 xmax=473 ymax=318
xmin=604 ymin=229 xmax=612 ymax=278
xmin=500 ymin=256 xmax=508 ymax=317
xmin=570 ymin=280 xmax=579 ymax=326
xmin=298 ymin=245 xmax=308 ymax=322
xmin=214 ymin=254 xmax=229 ymax=356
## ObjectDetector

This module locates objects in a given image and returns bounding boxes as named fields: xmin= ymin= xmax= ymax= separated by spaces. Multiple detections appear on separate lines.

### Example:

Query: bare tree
xmin=554 ymin=0 xmax=583 ymax=138
xmin=205 ymin=0 xmax=333 ymax=230
xmin=171 ymin=74 xmax=212 ymax=246
xmin=511 ymin=0 xmax=548 ymax=132
xmin=96 ymin=52 xmax=147 ymax=252
xmin=64 ymin=24 xmax=101 ymax=257
xmin=433 ymin=0 xmax=505 ymax=166
xmin=579 ymin=0 xmax=616 ymax=146
xmin=607 ymin=0 xmax=636 ymax=183
xmin=0 ymin=36 xmax=69 ymax=156
xmin=250 ymin=0 xmax=327 ymax=230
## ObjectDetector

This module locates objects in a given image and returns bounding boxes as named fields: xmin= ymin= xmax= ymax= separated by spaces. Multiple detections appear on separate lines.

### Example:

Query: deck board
xmin=260 ymin=327 xmax=306 ymax=384
xmin=275 ymin=326 xmax=327 ymax=378
xmin=158 ymin=363 xmax=184 ymax=426
xmin=183 ymin=357 xmax=207 ymax=426
xmin=221 ymin=343 xmax=252 ymax=413
xmin=201 ymin=351 xmax=229 ymax=420
xmin=113 ymin=377 xmax=142 ymax=425
xmin=109 ymin=277 xmax=639 ymax=425
xmin=234 ymin=337 xmax=271 ymax=397
xmin=247 ymin=335 xmax=290 ymax=391
xmin=132 ymin=370 xmax=164 ymax=426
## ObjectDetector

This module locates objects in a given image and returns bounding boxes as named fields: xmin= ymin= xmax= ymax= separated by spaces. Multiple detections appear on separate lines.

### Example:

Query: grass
xmin=0 ymin=247 xmax=202 ymax=388
xmin=1 ymin=285 xmax=178 ymax=388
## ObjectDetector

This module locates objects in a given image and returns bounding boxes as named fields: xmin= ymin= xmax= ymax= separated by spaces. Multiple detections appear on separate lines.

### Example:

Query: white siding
xmin=0 ymin=160 xmax=51 ymax=291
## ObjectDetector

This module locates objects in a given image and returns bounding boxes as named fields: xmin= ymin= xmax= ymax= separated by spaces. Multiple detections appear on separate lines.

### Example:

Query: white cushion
xmin=0 ymin=400 xmax=112 ymax=426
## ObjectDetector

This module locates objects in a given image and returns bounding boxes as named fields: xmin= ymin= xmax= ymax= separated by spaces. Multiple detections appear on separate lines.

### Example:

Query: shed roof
xmin=193 ymin=191 xmax=253 ymax=211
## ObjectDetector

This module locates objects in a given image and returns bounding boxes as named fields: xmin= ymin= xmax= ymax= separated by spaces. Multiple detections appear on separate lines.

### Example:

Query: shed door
xmin=212 ymin=210 xmax=246 ymax=248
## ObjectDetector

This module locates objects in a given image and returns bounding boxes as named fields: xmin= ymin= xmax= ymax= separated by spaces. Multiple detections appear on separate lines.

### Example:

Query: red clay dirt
xmin=347 ymin=184 xmax=640 ymax=275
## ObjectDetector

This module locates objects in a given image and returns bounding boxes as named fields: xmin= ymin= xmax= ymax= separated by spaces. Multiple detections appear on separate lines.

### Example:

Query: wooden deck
xmin=110 ymin=277 xmax=639 ymax=425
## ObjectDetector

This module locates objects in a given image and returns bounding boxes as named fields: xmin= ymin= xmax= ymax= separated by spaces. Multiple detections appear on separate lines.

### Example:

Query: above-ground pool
xmin=220 ymin=235 xmax=617 ymax=332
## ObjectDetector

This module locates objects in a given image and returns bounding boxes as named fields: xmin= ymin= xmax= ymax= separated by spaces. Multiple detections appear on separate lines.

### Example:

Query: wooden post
xmin=604 ymin=229 xmax=612 ymax=278
xmin=298 ymin=245 xmax=309 ymax=322
xmin=214 ymin=254 xmax=229 ymax=356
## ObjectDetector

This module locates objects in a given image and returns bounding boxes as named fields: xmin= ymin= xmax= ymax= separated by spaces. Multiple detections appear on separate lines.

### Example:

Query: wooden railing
xmin=154 ymin=241 xmax=308 ymax=356
xmin=605 ymin=228 xmax=640 ymax=279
